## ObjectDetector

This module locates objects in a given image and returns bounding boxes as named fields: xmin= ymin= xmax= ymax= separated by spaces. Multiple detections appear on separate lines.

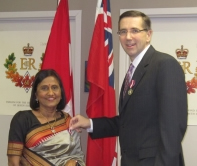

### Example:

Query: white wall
xmin=182 ymin=126 xmax=197 ymax=165
xmin=0 ymin=116 xmax=12 ymax=165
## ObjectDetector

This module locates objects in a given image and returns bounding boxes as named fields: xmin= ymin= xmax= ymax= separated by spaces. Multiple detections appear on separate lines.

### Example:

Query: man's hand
xmin=69 ymin=115 xmax=91 ymax=132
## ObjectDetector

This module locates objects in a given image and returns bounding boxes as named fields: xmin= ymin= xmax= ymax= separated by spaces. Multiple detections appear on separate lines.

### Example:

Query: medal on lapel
xmin=128 ymin=89 xmax=133 ymax=95
xmin=128 ymin=80 xmax=135 ymax=95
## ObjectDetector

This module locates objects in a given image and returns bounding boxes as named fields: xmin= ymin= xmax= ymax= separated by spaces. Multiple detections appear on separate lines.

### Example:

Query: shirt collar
xmin=132 ymin=44 xmax=150 ymax=68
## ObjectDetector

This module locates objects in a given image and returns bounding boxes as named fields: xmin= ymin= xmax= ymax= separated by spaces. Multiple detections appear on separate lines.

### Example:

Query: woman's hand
xmin=8 ymin=155 xmax=21 ymax=166
xmin=65 ymin=159 xmax=78 ymax=166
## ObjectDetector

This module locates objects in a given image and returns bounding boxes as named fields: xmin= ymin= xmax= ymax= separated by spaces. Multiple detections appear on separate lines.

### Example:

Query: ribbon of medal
xmin=128 ymin=80 xmax=135 ymax=95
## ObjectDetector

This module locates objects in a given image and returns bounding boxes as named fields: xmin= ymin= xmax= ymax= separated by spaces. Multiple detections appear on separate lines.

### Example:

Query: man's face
xmin=119 ymin=17 xmax=152 ymax=61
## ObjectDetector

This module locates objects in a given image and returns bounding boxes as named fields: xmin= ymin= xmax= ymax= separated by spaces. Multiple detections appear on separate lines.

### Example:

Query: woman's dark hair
xmin=30 ymin=69 xmax=66 ymax=111
xmin=118 ymin=10 xmax=151 ymax=31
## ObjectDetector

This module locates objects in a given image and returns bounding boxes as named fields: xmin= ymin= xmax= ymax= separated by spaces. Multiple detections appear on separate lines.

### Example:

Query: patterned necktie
xmin=123 ymin=63 xmax=134 ymax=97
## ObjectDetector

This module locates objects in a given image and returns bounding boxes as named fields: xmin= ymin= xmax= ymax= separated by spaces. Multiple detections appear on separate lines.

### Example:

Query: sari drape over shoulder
xmin=7 ymin=110 xmax=85 ymax=166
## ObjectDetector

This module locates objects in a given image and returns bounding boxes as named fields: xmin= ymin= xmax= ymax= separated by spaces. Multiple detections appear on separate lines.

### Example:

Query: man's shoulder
xmin=153 ymin=49 xmax=176 ymax=61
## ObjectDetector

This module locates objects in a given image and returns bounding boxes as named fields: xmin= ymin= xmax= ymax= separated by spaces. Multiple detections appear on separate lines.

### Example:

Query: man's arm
xmin=155 ymin=56 xmax=187 ymax=166
xmin=70 ymin=115 xmax=119 ymax=138
xmin=90 ymin=116 xmax=119 ymax=139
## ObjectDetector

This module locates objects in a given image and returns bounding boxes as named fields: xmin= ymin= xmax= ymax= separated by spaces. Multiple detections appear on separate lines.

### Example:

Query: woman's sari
xmin=7 ymin=110 xmax=85 ymax=166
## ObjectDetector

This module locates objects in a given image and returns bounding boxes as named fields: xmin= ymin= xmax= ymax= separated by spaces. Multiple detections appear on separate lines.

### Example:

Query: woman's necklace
xmin=40 ymin=111 xmax=57 ymax=134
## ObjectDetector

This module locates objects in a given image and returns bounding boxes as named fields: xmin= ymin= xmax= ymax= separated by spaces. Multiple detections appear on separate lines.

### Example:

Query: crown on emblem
xmin=176 ymin=45 xmax=188 ymax=59
xmin=23 ymin=43 xmax=34 ymax=56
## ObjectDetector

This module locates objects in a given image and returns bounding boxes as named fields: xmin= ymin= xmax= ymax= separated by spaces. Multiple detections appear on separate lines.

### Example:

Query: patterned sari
xmin=7 ymin=110 xmax=85 ymax=166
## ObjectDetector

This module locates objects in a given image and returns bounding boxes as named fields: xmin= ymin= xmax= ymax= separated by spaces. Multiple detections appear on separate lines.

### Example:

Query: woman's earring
xmin=36 ymin=99 xmax=38 ymax=103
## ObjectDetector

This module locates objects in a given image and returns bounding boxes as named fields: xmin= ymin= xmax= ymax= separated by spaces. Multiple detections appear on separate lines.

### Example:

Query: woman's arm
xmin=8 ymin=155 xmax=21 ymax=166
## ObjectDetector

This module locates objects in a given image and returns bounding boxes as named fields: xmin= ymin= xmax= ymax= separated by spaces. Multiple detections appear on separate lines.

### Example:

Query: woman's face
xmin=35 ymin=76 xmax=62 ymax=110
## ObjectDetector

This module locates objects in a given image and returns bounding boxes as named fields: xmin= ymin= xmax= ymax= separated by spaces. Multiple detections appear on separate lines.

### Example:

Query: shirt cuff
xmin=86 ymin=119 xmax=93 ymax=133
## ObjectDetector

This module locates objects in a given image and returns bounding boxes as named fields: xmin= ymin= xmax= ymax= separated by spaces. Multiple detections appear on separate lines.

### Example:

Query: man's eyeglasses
xmin=117 ymin=28 xmax=148 ymax=37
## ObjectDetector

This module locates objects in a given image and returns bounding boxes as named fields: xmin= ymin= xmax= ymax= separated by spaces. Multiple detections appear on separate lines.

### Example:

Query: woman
xmin=7 ymin=69 xmax=85 ymax=166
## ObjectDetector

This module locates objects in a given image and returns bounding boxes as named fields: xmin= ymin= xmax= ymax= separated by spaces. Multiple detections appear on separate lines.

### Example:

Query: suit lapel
xmin=120 ymin=46 xmax=156 ymax=112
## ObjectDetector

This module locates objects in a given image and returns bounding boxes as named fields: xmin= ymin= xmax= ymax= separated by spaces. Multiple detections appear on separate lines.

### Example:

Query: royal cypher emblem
xmin=176 ymin=45 xmax=197 ymax=94
xmin=4 ymin=43 xmax=43 ymax=93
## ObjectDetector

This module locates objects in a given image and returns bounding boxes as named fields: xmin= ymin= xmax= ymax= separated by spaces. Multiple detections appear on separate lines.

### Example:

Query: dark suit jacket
xmin=90 ymin=46 xmax=188 ymax=166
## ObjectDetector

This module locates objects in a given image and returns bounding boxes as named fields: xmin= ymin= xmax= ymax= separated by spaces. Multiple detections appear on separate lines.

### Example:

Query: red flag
xmin=86 ymin=0 xmax=117 ymax=165
xmin=41 ymin=0 xmax=74 ymax=116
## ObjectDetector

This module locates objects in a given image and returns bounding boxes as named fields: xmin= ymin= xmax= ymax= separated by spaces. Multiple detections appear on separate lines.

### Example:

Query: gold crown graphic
xmin=23 ymin=43 xmax=34 ymax=56
xmin=176 ymin=45 xmax=188 ymax=59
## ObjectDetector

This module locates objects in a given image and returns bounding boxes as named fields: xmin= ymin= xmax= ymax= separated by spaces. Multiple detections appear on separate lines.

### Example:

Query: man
xmin=70 ymin=10 xmax=188 ymax=166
